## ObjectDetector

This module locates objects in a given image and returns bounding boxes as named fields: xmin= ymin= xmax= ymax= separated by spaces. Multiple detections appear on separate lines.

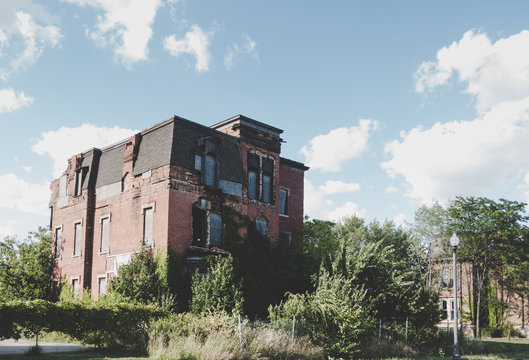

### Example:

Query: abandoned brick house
xmin=49 ymin=114 xmax=308 ymax=299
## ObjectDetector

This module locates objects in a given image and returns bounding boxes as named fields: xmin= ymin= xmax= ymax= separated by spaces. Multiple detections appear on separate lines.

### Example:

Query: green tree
xmin=190 ymin=255 xmax=243 ymax=315
xmin=0 ymin=227 xmax=54 ymax=302
xmin=108 ymin=247 xmax=176 ymax=309
xmin=448 ymin=196 xmax=528 ymax=338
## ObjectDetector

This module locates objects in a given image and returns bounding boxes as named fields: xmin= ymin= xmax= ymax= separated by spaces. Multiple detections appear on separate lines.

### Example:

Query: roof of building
xmin=210 ymin=114 xmax=284 ymax=137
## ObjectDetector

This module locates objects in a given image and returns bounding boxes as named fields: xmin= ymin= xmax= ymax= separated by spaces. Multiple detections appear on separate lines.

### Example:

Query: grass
xmin=0 ymin=349 xmax=148 ymax=360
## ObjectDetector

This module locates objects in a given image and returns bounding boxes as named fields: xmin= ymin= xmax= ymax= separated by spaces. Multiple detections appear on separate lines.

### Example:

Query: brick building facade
xmin=49 ymin=115 xmax=308 ymax=299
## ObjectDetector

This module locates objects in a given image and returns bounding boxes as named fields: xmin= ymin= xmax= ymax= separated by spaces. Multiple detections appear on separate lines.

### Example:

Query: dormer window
xmin=262 ymin=158 xmax=273 ymax=204
xmin=74 ymin=168 xmax=86 ymax=197
xmin=194 ymin=154 xmax=202 ymax=171
xmin=204 ymin=153 xmax=216 ymax=187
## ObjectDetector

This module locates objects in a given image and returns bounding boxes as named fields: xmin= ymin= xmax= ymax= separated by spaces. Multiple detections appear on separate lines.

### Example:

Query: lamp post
xmin=450 ymin=233 xmax=461 ymax=360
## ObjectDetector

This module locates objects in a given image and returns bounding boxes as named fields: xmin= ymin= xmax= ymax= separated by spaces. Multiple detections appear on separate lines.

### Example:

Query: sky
xmin=2 ymin=0 xmax=529 ymax=239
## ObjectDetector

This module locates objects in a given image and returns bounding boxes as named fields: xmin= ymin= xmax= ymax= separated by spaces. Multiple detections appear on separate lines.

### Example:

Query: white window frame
xmin=71 ymin=276 xmax=81 ymax=300
xmin=99 ymin=214 xmax=111 ymax=255
xmin=73 ymin=219 xmax=83 ymax=257
xmin=97 ymin=274 xmax=108 ymax=296
xmin=141 ymin=203 xmax=156 ymax=246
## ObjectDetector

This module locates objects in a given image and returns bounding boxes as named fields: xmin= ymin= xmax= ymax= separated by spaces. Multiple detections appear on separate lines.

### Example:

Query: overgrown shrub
xmin=269 ymin=271 xmax=374 ymax=358
xmin=190 ymin=255 xmax=244 ymax=315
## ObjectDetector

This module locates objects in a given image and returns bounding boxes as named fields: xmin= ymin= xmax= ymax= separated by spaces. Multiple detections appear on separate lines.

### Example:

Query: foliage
xmin=108 ymin=247 xmax=178 ymax=310
xmin=448 ymin=196 xmax=529 ymax=336
xmin=0 ymin=227 xmax=54 ymax=302
xmin=148 ymin=311 xmax=323 ymax=360
xmin=222 ymin=206 xmax=310 ymax=318
xmin=270 ymin=271 xmax=374 ymax=357
xmin=302 ymin=217 xmax=340 ymax=278
xmin=0 ymin=299 xmax=166 ymax=350
xmin=190 ymin=255 xmax=244 ymax=315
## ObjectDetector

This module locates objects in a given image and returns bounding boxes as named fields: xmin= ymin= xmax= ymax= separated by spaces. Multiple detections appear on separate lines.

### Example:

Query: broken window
xmin=100 ymin=216 xmax=110 ymax=253
xmin=74 ymin=168 xmax=84 ymax=197
xmin=55 ymin=227 xmax=62 ymax=259
xmin=143 ymin=207 xmax=154 ymax=246
xmin=248 ymin=154 xmax=259 ymax=200
xmin=74 ymin=222 xmax=82 ymax=256
xmin=204 ymin=154 xmax=216 ymax=187
xmin=192 ymin=203 xmax=207 ymax=246
xmin=256 ymin=219 xmax=268 ymax=236
xmin=262 ymin=158 xmax=274 ymax=204
xmin=209 ymin=212 xmax=223 ymax=246
xmin=72 ymin=278 xmax=79 ymax=299
xmin=279 ymin=189 xmax=288 ymax=215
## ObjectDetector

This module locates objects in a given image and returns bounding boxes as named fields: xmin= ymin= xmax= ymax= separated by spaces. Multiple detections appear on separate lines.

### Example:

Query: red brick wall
xmin=279 ymin=165 xmax=305 ymax=244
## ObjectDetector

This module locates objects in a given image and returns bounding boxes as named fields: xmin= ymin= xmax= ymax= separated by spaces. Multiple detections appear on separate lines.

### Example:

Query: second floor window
xmin=143 ymin=207 xmax=154 ymax=246
xmin=73 ymin=222 xmax=81 ymax=256
xmin=204 ymin=154 xmax=216 ymax=187
xmin=100 ymin=217 xmax=110 ymax=253
xmin=209 ymin=212 xmax=223 ymax=247
xmin=247 ymin=153 xmax=274 ymax=204
xmin=279 ymin=189 xmax=288 ymax=215
xmin=55 ymin=227 xmax=62 ymax=259
xmin=248 ymin=154 xmax=259 ymax=200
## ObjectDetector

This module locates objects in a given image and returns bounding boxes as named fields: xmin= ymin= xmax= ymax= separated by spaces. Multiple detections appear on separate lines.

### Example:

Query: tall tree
xmin=448 ymin=197 xmax=528 ymax=338
xmin=0 ymin=227 xmax=54 ymax=302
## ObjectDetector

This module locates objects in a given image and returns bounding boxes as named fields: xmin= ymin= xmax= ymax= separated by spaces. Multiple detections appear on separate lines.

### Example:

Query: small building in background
xmin=49 ymin=114 xmax=308 ymax=299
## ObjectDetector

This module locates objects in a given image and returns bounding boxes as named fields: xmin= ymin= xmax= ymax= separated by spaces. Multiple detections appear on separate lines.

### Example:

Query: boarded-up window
xmin=98 ymin=276 xmax=107 ymax=296
xmin=256 ymin=219 xmax=268 ymax=236
xmin=74 ymin=169 xmax=83 ymax=196
xmin=59 ymin=175 xmax=67 ymax=196
xmin=101 ymin=217 xmax=110 ymax=253
xmin=204 ymin=154 xmax=216 ymax=187
xmin=74 ymin=222 xmax=81 ymax=256
xmin=143 ymin=207 xmax=154 ymax=245
xmin=248 ymin=154 xmax=259 ymax=200
xmin=279 ymin=189 xmax=288 ymax=215
xmin=194 ymin=154 xmax=202 ymax=171
xmin=55 ymin=228 xmax=62 ymax=259
xmin=209 ymin=212 xmax=223 ymax=246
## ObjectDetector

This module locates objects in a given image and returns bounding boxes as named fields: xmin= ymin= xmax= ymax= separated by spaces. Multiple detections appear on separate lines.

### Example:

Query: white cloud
xmin=22 ymin=166 xmax=32 ymax=173
xmin=64 ymin=0 xmax=161 ymax=67
xmin=415 ymin=29 xmax=529 ymax=114
xmin=300 ymin=119 xmax=379 ymax=172
xmin=163 ymin=24 xmax=212 ymax=72
xmin=304 ymin=179 xmax=365 ymax=221
xmin=0 ymin=3 xmax=61 ymax=79
xmin=384 ymin=29 xmax=529 ymax=204
xmin=319 ymin=180 xmax=360 ymax=195
xmin=385 ymin=185 xmax=398 ymax=194
xmin=31 ymin=124 xmax=137 ymax=177
xmin=0 ymin=174 xmax=50 ymax=216
xmin=0 ymin=88 xmax=33 ymax=113
xmin=224 ymin=34 xmax=259 ymax=70
xmin=0 ymin=219 xmax=20 ymax=239
xmin=383 ymin=94 xmax=529 ymax=203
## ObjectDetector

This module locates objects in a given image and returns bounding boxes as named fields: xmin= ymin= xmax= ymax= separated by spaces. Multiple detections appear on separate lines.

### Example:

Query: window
xmin=98 ymin=276 xmax=107 ymax=296
xmin=209 ymin=212 xmax=223 ymax=246
xmin=247 ymin=153 xmax=274 ymax=203
xmin=248 ymin=154 xmax=259 ymax=200
xmin=279 ymin=189 xmax=288 ymax=216
xmin=100 ymin=216 xmax=110 ymax=253
xmin=194 ymin=154 xmax=202 ymax=171
xmin=204 ymin=154 xmax=217 ymax=187
xmin=55 ymin=227 xmax=62 ymax=259
xmin=280 ymin=232 xmax=291 ymax=246
xmin=256 ymin=219 xmax=268 ymax=236
xmin=192 ymin=203 xmax=207 ymax=246
xmin=73 ymin=222 xmax=82 ymax=256
xmin=59 ymin=175 xmax=67 ymax=197
xmin=74 ymin=169 xmax=83 ymax=197
xmin=441 ymin=299 xmax=455 ymax=321
xmin=441 ymin=269 xmax=453 ymax=288
xmin=262 ymin=158 xmax=274 ymax=204
xmin=72 ymin=278 xmax=79 ymax=299
xmin=143 ymin=206 xmax=154 ymax=245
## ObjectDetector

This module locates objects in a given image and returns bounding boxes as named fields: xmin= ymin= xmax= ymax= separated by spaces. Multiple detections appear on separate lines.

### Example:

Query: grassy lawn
xmin=0 ymin=349 xmax=148 ymax=360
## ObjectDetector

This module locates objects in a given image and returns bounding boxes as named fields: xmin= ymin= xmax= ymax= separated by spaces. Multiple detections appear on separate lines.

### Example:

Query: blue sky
xmin=2 ymin=0 xmax=529 ymax=238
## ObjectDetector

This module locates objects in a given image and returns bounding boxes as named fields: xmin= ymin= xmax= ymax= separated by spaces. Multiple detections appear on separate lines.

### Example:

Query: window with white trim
xmin=73 ymin=221 xmax=82 ymax=256
xmin=55 ymin=227 xmax=62 ymax=259
xmin=72 ymin=278 xmax=80 ymax=299
xmin=100 ymin=216 xmax=110 ymax=253
xmin=98 ymin=276 xmax=107 ymax=296
xmin=143 ymin=206 xmax=154 ymax=246
xmin=279 ymin=189 xmax=288 ymax=216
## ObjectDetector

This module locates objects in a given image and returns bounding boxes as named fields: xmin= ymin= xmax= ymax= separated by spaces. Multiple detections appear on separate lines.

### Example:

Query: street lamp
xmin=450 ymin=233 xmax=461 ymax=360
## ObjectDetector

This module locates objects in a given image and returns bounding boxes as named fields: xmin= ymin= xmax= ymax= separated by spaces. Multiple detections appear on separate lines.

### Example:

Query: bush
xmin=269 ymin=271 xmax=374 ymax=358
xmin=0 ymin=299 xmax=166 ymax=350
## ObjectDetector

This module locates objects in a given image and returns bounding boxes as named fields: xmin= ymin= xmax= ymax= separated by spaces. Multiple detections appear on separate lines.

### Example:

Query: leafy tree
xmin=0 ymin=227 xmax=54 ymax=302
xmin=448 ymin=196 xmax=528 ymax=338
xmin=108 ymin=247 xmax=176 ymax=310
xmin=302 ymin=217 xmax=340 ymax=276
xmin=190 ymin=255 xmax=243 ymax=315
